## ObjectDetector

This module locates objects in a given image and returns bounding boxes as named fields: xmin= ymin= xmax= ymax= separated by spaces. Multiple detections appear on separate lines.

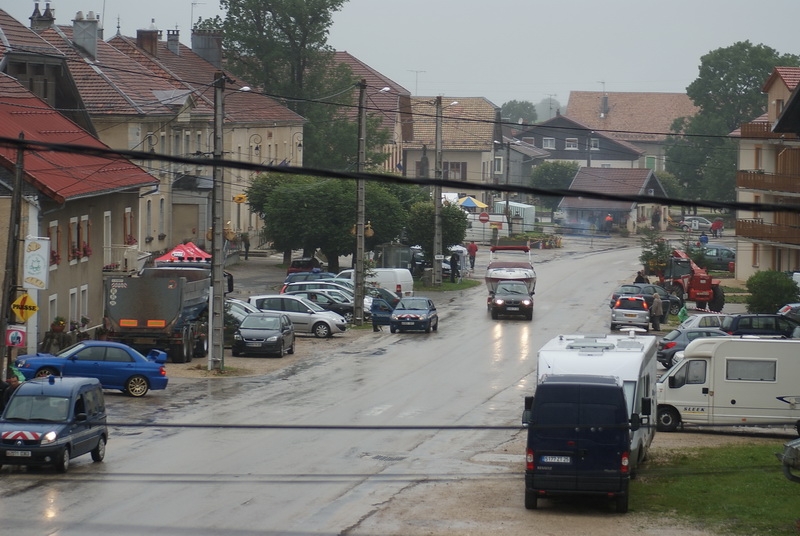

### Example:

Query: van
xmin=0 ymin=376 xmax=108 ymax=472
xmin=522 ymin=374 xmax=644 ymax=513
xmin=336 ymin=268 xmax=414 ymax=297
xmin=656 ymin=338 xmax=800 ymax=434
xmin=536 ymin=332 xmax=657 ymax=472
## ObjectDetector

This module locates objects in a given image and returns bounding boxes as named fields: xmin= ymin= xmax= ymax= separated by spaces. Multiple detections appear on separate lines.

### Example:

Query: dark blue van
xmin=0 ymin=376 xmax=108 ymax=472
xmin=522 ymin=374 xmax=644 ymax=513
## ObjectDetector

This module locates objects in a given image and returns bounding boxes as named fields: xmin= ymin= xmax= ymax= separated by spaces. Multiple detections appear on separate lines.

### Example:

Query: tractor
xmin=658 ymin=250 xmax=725 ymax=312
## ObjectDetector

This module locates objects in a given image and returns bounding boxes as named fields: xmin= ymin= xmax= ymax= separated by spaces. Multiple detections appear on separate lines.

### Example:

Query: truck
xmin=485 ymin=245 xmax=536 ymax=308
xmin=659 ymin=249 xmax=725 ymax=312
xmin=535 ymin=332 xmax=658 ymax=474
xmin=656 ymin=338 xmax=800 ymax=435
xmin=104 ymin=264 xmax=231 ymax=363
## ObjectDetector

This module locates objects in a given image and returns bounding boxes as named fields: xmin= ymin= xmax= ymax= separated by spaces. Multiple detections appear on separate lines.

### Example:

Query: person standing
xmin=699 ymin=231 xmax=709 ymax=246
xmin=466 ymin=241 xmax=478 ymax=270
xmin=241 ymin=232 xmax=251 ymax=260
xmin=650 ymin=293 xmax=663 ymax=331
xmin=1 ymin=374 xmax=20 ymax=411
xmin=449 ymin=251 xmax=460 ymax=283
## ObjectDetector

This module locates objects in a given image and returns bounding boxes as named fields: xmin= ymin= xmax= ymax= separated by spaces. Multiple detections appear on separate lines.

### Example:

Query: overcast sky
xmin=6 ymin=0 xmax=800 ymax=109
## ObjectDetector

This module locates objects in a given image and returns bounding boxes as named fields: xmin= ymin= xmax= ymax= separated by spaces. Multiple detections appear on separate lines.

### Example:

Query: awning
xmin=456 ymin=196 xmax=488 ymax=208
xmin=154 ymin=242 xmax=211 ymax=264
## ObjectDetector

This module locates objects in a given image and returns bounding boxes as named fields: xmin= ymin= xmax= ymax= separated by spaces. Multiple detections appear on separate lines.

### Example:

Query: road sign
xmin=11 ymin=294 xmax=38 ymax=322
xmin=6 ymin=325 xmax=26 ymax=347
xmin=478 ymin=212 xmax=490 ymax=223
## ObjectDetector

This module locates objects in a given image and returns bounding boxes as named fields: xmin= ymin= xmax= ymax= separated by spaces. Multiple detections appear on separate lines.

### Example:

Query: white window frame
xmin=542 ymin=137 xmax=556 ymax=150
xmin=565 ymin=138 xmax=579 ymax=150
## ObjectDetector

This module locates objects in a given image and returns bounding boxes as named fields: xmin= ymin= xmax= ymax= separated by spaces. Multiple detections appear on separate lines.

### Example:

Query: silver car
xmin=247 ymin=294 xmax=347 ymax=338
xmin=610 ymin=296 xmax=650 ymax=331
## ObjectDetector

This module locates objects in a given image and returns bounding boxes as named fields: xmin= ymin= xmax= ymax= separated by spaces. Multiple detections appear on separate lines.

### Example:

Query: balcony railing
xmin=736 ymin=170 xmax=800 ymax=194
xmin=102 ymin=245 xmax=151 ymax=273
xmin=740 ymin=122 xmax=799 ymax=139
xmin=737 ymin=219 xmax=800 ymax=246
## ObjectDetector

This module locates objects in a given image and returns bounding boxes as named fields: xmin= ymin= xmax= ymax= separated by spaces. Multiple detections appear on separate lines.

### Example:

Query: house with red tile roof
xmin=0 ymin=73 xmax=157 ymax=352
xmin=734 ymin=66 xmax=800 ymax=280
xmin=565 ymin=91 xmax=698 ymax=173
xmin=557 ymin=167 xmax=668 ymax=235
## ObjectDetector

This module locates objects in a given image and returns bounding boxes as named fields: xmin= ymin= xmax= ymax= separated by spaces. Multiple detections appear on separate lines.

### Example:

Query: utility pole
xmin=209 ymin=72 xmax=225 ymax=371
xmin=433 ymin=96 xmax=443 ymax=286
xmin=505 ymin=140 xmax=512 ymax=236
xmin=354 ymin=79 xmax=367 ymax=325
xmin=0 ymin=134 xmax=24 ymax=380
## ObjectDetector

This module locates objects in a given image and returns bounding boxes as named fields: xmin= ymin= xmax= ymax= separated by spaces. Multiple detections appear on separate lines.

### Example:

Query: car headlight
xmin=234 ymin=333 xmax=242 ymax=341
xmin=267 ymin=335 xmax=278 ymax=342
xmin=41 ymin=430 xmax=58 ymax=445
xmin=522 ymin=299 xmax=532 ymax=306
xmin=391 ymin=314 xmax=398 ymax=321
xmin=494 ymin=299 xmax=505 ymax=305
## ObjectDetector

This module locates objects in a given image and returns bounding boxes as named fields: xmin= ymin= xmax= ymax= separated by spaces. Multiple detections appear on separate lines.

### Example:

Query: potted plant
xmin=95 ymin=326 xmax=109 ymax=340
xmin=51 ymin=316 xmax=66 ymax=333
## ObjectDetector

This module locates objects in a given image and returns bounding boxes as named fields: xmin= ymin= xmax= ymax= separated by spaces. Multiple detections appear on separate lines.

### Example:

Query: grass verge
xmin=632 ymin=442 xmax=799 ymax=535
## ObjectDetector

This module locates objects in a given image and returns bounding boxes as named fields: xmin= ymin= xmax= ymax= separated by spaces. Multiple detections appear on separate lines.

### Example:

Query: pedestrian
xmin=699 ymin=231 xmax=709 ymax=246
xmin=634 ymin=270 xmax=649 ymax=284
xmin=604 ymin=213 xmax=613 ymax=232
xmin=449 ymin=251 xmax=460 ymax=283
xmin=1 ymin=374 xmax=20 ymax=411
xmin=466 ymin=241 xmax=478 ymax=270
xmin=241 ymin=232 xmax=250 ymax=260
xmin=710 ymin=219 xmax=723 ymax=239
xmin=651 ymin=209 xmax=661 ymax=229
xmin=650 ymin=293 xmax=663 ymax=331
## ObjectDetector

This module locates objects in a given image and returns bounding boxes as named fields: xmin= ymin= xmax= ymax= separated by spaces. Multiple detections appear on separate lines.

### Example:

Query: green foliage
xmin=530 ymin=161 xmax=580 ymax=211
xmin=501 ymin=100 xmax=537 ymax=124
xmin=404 ymin=202 xmax=468 ymax=260
xmin=654 ymin=171 xmax=684 ymax=199
xmin=534 ymin=97 xmax=561 ymax=122
xmin=638 ymin=227 xmax=672 ymax=274
xmin=745 ymin=270 xmax=800 ymax=313
xmin=633 ymin=443 xmax=799 ymax=535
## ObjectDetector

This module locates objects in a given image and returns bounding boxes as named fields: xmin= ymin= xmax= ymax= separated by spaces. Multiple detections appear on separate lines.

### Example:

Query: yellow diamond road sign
xmin=12 ymin=294 xmax=38 ymax=322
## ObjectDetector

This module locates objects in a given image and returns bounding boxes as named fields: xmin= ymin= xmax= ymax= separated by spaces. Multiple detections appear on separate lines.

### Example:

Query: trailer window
xmin=670 ymin=360 xmax=707 ymax=388
xmin=725 ymin=359 xmax=776 ymax=382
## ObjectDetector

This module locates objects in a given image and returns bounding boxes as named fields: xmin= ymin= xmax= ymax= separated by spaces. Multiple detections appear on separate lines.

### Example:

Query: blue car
xmin=389 ymin=297 xmax=439 ymax=333
xmin=15 ymin=341 xmax=169 ymax=397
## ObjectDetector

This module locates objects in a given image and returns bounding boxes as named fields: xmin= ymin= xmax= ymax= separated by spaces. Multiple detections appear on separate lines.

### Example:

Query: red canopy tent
xmin=154 ymin=242 xmax=211 ymax=264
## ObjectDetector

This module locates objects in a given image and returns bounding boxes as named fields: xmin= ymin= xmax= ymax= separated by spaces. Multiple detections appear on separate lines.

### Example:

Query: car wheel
xmin=669 ymin=298 xmax=682 ymax=316
xmin=35 ymin=367 xmax=59 ymax=378
xmin=708 ymin=286 xmax=725 ymax=313
xmin=276 ymin=341 xmax=286 ymax=358
xmin=681 ymin=225 xmax=689 ymax=232
xmin=232 ymin=347 xmax=241 ymax=357
xmin=125 ymin=375 xmax=149 ymax=397
xmin=524 ymin=490 xmax=538 ymax=510
xmin=425 ymin=321 xmax=432 ymax=333
xmin=194 ymin=331 xmax=208 ymax=357
xmin=491 ymin=309 xmax=499 ymax=319
xmin=390 ymin=325 xmax=397 ymax=334
xmin=657 ymin=406 xmax=681 ymax=432
xmin=433 ymin=318 xmax=438 ymax=331
xmin=312 ymin=322 xmax=332 ymax=338
xmin=526 ymin=311 xmax=533 ymax=321
xmin=55 ymin=447 xmax=70 ymax=473
xmin=343 ymin=311 xmax=354 ymax=323
xmin=615 ymin=493 xmax=629 ymax=514
xmin=91 ymin=436 xmax=106 ymax=462
xmin=287 ymin=340 xmax=295 ymax=354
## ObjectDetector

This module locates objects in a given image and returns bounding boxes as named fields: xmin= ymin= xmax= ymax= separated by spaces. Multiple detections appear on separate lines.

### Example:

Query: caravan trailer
xmin=656 ymin=338 xmax=800 ymax=434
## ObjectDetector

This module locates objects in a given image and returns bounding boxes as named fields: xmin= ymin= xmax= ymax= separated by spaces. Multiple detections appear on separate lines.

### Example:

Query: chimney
xmin=72 ymin=11 xmax=99 ymax=61
xmin=191 ymin=29 xmax=222 ymax=68
xmin=137 ymin=19 xmax=160 ymax=57
xmin=166 ymin=29 xmax=180 ymax=55
xmin=600 ymin=95 xmax=610 ymax=118
xmin=30 ymin=2 xmax=56 ymax=31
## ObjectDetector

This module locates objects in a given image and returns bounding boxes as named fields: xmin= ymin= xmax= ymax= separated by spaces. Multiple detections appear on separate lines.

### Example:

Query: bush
xmin=744 ymin=270 xmax=800 ymax=313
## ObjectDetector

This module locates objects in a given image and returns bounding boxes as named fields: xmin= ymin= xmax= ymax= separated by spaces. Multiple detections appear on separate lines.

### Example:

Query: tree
xmin=745 ymin=270 xmax=800 ymax=313
xmin=666 ymin=41 xmax=800 ymax=204
xmin=638 ymin=227 xmax=672 ymax=276
xmin=501 ymin=100 xmax=537 ymax=125
xmin=530 ymin=161 xmax=579 ymax=211
xmin=404 ymin=202 xmax=468 ymax=263
xmin=534 ymin=97 xmax=561 ymax=122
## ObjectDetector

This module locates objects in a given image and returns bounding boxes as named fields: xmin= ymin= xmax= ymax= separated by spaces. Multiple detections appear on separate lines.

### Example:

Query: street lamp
xmin=433 ymin=98 xmax=458 ymax=287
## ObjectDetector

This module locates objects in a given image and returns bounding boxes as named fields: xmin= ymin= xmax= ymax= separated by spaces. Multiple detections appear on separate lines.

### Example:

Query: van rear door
xmin=530 ymin=384 xmax=580 ymax=490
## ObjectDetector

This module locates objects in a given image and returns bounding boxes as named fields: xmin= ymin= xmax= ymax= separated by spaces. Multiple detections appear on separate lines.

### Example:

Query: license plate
xmin=506 ymin=306 xmax=519 ymax=311
xmin=246 ymin=343 xmax=262 ymax=347
xmin=541 ymin=455 xmax=570 ymax=464
xmin=401 ymin=321 xmax=415 ymax=326
xmin=624 ymin=313 xmax=638 ymax=318
xmin=7 ymin=450 xmax=31 ymax=457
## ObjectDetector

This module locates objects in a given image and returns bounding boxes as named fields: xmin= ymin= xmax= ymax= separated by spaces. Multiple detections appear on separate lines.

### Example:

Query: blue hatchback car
xmin=15 ymin=341 xmax=168 ymax=397
xmin=389 ymin=297 xmax=439 ymax=333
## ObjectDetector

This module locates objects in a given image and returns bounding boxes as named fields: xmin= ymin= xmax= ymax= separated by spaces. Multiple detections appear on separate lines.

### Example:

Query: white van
xmin=336 ymin=268 xmax=414 ymax=297
xmin=657 ymin=338 xmax=800 ymax=434
xmin=536 ymin=332 xmax=658 ymax=471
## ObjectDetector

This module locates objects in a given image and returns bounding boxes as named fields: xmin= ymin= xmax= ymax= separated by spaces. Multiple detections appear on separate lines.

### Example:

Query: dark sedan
xmin=657 ymin=327 xmax=729 ymax=368
xmin=488 ymin=280 xmax=533 ymax=320
xmin=232 ymin=312 xmax=295 ymax=357
xmin=15 ymin=341 xmax=168 ymax=397
xmin=609 ymin=283 xmax=683 ymax=318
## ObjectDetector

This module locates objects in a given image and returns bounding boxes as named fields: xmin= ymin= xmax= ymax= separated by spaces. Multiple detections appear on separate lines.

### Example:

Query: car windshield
xmin=497 ymin=283 xmax=527 ymax=294
xmin=56 ymin=342 xmax=88 ymax=358
xmin=298 ymin=297 xmax=326 ymax=312
xmin=241 ymin=315 xmax=280 ymax=329
xmin=4 ymin=395 xmax=70 ymax=422
xmin=397 ymin=298 xmax=429 ymax=310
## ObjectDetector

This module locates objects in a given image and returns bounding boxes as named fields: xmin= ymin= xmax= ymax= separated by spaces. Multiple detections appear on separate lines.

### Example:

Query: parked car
xmin=719 ymin=314 xmax=800 ymax=338
xmin=285 ymin=290 xmax=358 ymax=323
xmin=698 ymin=244 xmax=736 ymax=271
xmin=366 ymin=286 xmax=401 ymax=309
xmin=610 ymin=296 xmax=650 ymax=331
xmin=283 ymin=271 xmax=337 ymax=284
xmin=231 ymin=312 xmax=295 ymax=357
xmin=280 ymin=280 xmax=355 ymax=296
xmin=247 ymin=294 xmax=347 ymax=338
xmin=656 ymin=327 xmax=729 ymax=368
xmin=286 ymin=257 xmax=324 ymax=275
xmin=226 ymin=297 xmax=260 ymax=325
xmin=678 ymin=216 xmax=713 ymax=232
xmin=678 ymin=312 xmax=732 ymax=329
xmin=488 ymin=280 xmax=533 ymax=320
xmin=778 ymin=303 xmax=800 ymax=323
xmin=15 ymin=341 xmax=168 ymax=397
xmin=389 ymin=297 xmax=439 ymax=333
xmin=0 ymin=376 xmax=107 ymax=472
xmin=609 ymin=283 xmax=683 ymax=317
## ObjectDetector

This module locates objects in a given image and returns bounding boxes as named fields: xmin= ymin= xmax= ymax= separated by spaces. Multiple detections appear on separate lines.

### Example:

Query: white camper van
xmin=536 ymin=332 xmax=658 ymax=471
xmin=336 ymin=268 xmax=414 ymax=297
xmin=656 ymin=338 xmax=800 ymax=434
